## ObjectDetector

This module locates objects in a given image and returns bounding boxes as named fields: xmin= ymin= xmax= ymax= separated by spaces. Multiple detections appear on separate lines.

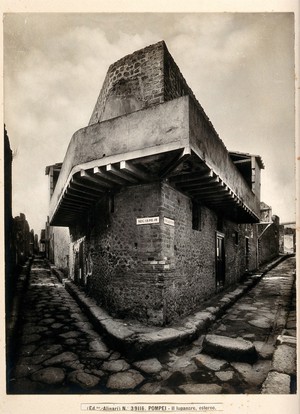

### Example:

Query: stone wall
xmin=50 ymin=227 xmax=70 ymax=274
xmin=258 ymin=216 xmax=280 ymax=265
xmin=69 ymin=180 xmax=259 ymax=326
xmin=69 ymin=182 xmax=166 ymax=325
xmin=160 ymin=182 xmax=257 ymax=324
xmin=89 ymin=41 xmax=165 ymax=124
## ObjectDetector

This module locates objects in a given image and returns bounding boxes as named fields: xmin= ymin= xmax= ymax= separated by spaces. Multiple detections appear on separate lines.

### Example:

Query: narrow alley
xmin=8 ymin=256 xmax=296 ymax=394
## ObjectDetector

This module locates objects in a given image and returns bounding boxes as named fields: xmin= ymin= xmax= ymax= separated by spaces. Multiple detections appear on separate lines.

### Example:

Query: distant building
xmin=256 ymin=203 xmax=280 ymax=266
xmin=44 ymin=215 xmax=70 ymax=275
xmin=12 ymin=213 xmax=31 ymax=265
xmin=279 ymin=223 xmax=296 ymax=254
xmin=46 ymin=41 xmax=280 ymax=326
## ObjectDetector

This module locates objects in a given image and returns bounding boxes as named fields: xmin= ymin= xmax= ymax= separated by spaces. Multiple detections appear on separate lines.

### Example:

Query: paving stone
xmin=253 ymin=341 xmax=275 ymax=359
xmin=67 ymin=370 xmax=100 ymax=389
xmin=109 ymin=352 xmax=122 ymax=360
xmin=248 ymin=318 xmax=272 ymax=329
xmin=43 ymin=352 xmax=78 ymax=366
xmin=31 ymin=367 xmax=65 ymax=385
xmin=51 ymin=323 xmax=64 ymax=329
xmin=106 ymin=370 xmax=144 ymax=390
xmin=89 ymin=339 xmax=109 ymax=353
xmin=194 ymin=354 xmax=227 ymax=371
xmin=178 ymin=383 xmax=222 ymax=394
xmin=9 ymin=377 xmax=41 ymax=393
xmin=236 ymin=305 xmax=257 ymax=311
xmin=242 ymin=334 xmax=256 ymax=340
xmin=203 ymin=334 xmax=257 ymax=363
xmin=138 ymin=382 xmax=161 ymax=394
xmin=230 ymin=360 xmax=271 ymax=386
xmin=261 ymin=371 xmax=291 ymax=394
xmin=59 ymin=331 xmax=81 ymax=339
xmin=91 ymin=369 xmax=105 ymax=377
xmin=23 ymin=326 xmax=48 ymax=335
xmin=102 ymin=359 xmax=130 ymax=372
xmin=33 ymin=344 xmax=64 ymax=356
xmin=21 ymin=334 xmax=42 ymax=345
xmin=133 ymin=358 xmax=163 ymax=374
xmin=63 ymin=360 xmax=85 ymax=370
xmin=215 ymin=370 xmax=234 ymax=381
xmin=283 ymin=329 xmax=296 ymax=337
xmin=272 ymin=345 xmax=296 ymax=375
xmin=40 ymin=318 xmax=56 ymax=324
xmin=19 ymin=344 xmax=37 ymax=356
xmin=83 ymin=351 xmax=110 ymax=360
xmin=64 ymin=338 xmax=78 ymax=346
xmin=169 ymin=357 xmax=195 ymax=373
xmin=13 ymin=364 xmax=43 ymax=378
xmin=19 ymin=354 xmax=51 ymax=365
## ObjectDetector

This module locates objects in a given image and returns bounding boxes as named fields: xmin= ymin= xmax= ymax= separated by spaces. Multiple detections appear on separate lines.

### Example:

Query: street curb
xmin=53 ymin=254 xmax=291 ymax=357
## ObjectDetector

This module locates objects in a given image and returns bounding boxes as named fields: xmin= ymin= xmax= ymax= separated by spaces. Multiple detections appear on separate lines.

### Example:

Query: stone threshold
xmin=51 ymin=255 xmax=291 ymax=357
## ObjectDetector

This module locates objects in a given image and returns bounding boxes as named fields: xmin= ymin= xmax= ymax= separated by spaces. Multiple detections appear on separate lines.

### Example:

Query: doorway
xmin=216 ymin=232 xmax=225 ymax=291
xmin=245 ymin=237 xmax=250 ymax=271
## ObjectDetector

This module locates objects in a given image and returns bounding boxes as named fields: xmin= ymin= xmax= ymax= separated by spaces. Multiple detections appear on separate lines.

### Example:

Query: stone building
xmin=12 ymin=213 xmax=31 ymax=266
xmin=256 ymin=202 xmax=280 ymax=266
xmin=44 ymin=215 xmax=70 ymax=274
xmin=47 ymin=41 xmax=267 ymax=326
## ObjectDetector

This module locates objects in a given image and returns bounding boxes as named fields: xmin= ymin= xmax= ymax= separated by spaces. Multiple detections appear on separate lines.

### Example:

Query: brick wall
xmin=160 ymin=182 xmax=257 ymax=324
xmin=69 ymin=180 xmax=259 ymax=326
xmin=88 ymin=40 xmax=217 ymax=136
xmin=69 ymin=182 xmax=167 ymax=325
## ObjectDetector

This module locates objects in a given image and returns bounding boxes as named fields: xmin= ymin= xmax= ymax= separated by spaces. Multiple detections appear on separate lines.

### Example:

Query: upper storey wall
xmin=89 ymin=41 xmax=224 ymax=156
xmin=89 ymin=41 xmax=165 ymax=124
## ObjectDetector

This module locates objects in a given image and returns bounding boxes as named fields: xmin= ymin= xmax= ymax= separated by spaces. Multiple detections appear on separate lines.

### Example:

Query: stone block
xmin=261 ymin=371 xmax=291 ymax=394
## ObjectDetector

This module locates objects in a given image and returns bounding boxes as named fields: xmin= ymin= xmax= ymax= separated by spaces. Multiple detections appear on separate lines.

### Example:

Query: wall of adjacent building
xmin=257 ymin=216 xmax=280 ymax=266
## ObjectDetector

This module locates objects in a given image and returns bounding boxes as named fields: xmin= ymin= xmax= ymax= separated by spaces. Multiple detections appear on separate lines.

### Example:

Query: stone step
xmin=202 ymin=334 xmax=258 ymax=363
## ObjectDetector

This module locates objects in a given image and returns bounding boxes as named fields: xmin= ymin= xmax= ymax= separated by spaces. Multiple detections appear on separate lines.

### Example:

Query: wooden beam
xmin=66 ymin=188 xmax=96 ymax=201
xmin=170 ymin=170 xmax=215 ymax=185
xmin=80 ymin=170 xmax=114 ymax=188
xmin=233 ymin=159 xmax=251 ymax=165
xmin=106 ymin=164 xmax=138 ymax=184
xmin=59 ymin=205 xmax=86 ymax=212
xmin=61 ymin=199 xmax=90 ymax=208
xmin=176 ymin=178 xmax=221 ymax=191
xmin=64 ymin=194 xmax=93 ymax=205
xmin=94 ymin=166 xmax=125 ymax=186
xmin=186 ymin=184 xmax=228 ymax=195
xmin=70 ymin=178 xmax=105 ymax=195
xmin=194 ymin=193 xmax=234 ymax=201
xmin=159 ymin=147 xmax=191 ymax=178
xmin=120 ymin=160 xmax=152 ymax=181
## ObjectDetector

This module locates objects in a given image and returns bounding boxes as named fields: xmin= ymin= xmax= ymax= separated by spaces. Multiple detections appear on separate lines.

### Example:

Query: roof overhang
xmin=49 ymin=96 xmax=260 ymax=226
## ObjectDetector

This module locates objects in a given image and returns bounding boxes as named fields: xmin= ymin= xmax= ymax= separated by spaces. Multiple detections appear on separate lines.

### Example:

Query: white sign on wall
xmin=164 ymin=217 xmax=175 ymax=227
xmin=136 ymin=216 xmax=160 ymax=225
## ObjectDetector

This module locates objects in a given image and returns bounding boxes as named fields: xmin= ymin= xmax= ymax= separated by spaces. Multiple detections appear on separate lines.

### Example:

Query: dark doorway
xmin=216 ymin=231 xmax=225 ymax=291
xmin=245 ymin=237 xmax=250 ymax=271
xmin=74 ymin=242 xmax=84 ymax=286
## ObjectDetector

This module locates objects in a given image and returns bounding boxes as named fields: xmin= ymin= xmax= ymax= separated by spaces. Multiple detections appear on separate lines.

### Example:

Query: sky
xmin=3 ymin=12 xmax=295 ymax=236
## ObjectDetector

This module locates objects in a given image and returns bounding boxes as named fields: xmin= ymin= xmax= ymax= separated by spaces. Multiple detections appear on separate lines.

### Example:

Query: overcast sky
xmin=4 ymin=12 xmax=295 ymax=235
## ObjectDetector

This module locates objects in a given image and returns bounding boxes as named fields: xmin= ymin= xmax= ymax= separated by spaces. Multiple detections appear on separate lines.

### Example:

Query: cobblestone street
xmin=8 ymin=256 xmax=296 ymax=394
